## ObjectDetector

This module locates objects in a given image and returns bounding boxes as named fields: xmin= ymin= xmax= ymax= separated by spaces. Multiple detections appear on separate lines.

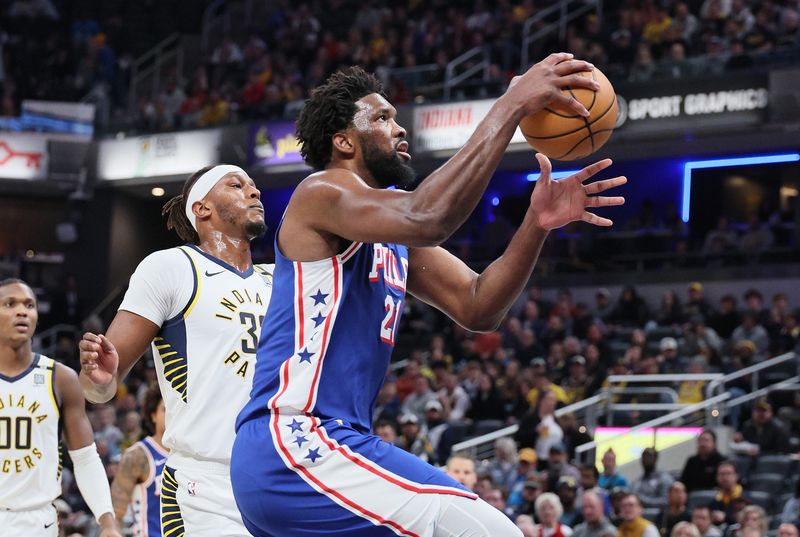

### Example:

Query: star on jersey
xmin=287 ymin=419 xmax=304 ymax=433
xmin=311 ymin=312 xmax=326 ymax=327
xmin=297 ymin=348 xmax=314 ymax=364
xmin=310 ymin=289 xmax=328 ymax=306
xmin=305 ymin=448 xmax=321 ymax=463
xmin=293 ymin=435 xmax=308 ymax=448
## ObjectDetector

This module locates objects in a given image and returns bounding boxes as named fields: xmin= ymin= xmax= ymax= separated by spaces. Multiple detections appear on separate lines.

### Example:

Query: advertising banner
xmin=249 ymin=121 xmax=304 ymax=167
xmin=0 ymin=134 xmax=48 ymax=179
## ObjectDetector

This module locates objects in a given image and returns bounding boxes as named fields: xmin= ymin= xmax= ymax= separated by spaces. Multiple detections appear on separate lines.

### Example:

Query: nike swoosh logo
xmin=44 ymin=521 xmax=55 ymax=528
xmin=205 ymin=270 xmax=224 ymax=277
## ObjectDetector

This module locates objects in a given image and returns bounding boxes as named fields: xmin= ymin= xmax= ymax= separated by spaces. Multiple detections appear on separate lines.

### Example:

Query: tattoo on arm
xmin=111 ymin=445 xmax=150 ymax=521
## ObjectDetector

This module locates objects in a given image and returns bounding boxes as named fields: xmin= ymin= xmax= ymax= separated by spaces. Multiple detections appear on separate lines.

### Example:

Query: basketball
xmin=519 ymin=67 xmax=618 ymax=161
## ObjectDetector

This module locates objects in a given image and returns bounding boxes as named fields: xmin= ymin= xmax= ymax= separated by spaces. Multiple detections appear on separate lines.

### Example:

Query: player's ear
xmin=193 ymin=200 xmax=212 ymax=222
xmin=332 ymin=132 xmax=355 ymax=158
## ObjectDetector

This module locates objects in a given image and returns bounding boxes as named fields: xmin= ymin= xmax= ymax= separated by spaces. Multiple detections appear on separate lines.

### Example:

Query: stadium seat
xmin=756 ymin=455 xmax=796 ymax=476
xmin=470 ymin=420 xmax=505 ymax=438
xmin=731 ymin=456 xmax=754 ymax=480
xmin=687 ymin=490 xmax=717 ymax=510
xmin=747 ymin=490 xmax=773 ymax=511
xmin=642 ymin=507 xmax=660 ymax=523
xmin=748 ymin=473 xmax=787 ymax=494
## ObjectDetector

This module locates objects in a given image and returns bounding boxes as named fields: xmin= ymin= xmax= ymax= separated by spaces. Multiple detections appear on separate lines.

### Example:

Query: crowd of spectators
xmin=0 ymin=0 xmax=797 ymax=133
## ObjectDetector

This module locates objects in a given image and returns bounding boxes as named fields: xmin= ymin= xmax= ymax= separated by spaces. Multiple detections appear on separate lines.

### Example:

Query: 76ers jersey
xmin=129 ymin=436 xmax=167 ymax=537
xmin=120 ymin=245 xmax=273 ymax=464
xmin=239 ymin=238 xmax=407 ymax=434
xmin=0 ymin=355 xmax=61 ymax=510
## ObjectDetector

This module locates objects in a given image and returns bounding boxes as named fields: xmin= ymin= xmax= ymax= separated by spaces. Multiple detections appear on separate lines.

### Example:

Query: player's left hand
xmin=99 ymin=528 xmax=123 ymax=537
xmin=528 ymin=153 xmax=626 ymax=230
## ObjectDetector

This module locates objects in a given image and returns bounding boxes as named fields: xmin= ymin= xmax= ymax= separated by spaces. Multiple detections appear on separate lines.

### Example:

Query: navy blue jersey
xmin=239 ymin=237 xmax=408 ymax=433
xmin=130 ymin=437 xmax=167 ymax=537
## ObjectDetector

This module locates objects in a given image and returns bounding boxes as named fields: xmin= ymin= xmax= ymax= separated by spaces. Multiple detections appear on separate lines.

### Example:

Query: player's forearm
xmin=468 ymin=214 xmax=549 ymax=331
xmin=409 ymin=96 xmax=524 ymax=242
xmin=79 ymin=371 xmax=117 ymax=403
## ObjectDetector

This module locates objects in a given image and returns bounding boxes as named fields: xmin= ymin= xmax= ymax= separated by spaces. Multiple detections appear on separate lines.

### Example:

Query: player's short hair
xmin=0 ymin=278 xmax=28 ymax=289
xmin=296 ymin=66 xmax=383 ymax=170
xmin=161 ymin=165 xmax=215 ymax=244
xmin=141 ymin=384 xmax=163 ymax=436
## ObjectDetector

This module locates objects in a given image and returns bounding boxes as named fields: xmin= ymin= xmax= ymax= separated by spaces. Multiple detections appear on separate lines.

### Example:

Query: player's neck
xmin=152 ymin=430 xmax=166 ymax=450
xmin=0 ymin=341 xmax=34 ymax=376
xmin=197 ymin=232 xmax=253 ymax=273
xmin=329 ymin=160 xmax=381 ymax=189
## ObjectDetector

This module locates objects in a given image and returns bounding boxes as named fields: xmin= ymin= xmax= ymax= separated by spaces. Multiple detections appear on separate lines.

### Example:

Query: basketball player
xmin=79 ymin=165 xmax=273 ymax=536
xmin=111 ymin=385 xmax=167 ymax=536
xmin=232 ymin=59 xmax=626 ymax=536
xmin=0 ymin=279 xmax=121 ymax=537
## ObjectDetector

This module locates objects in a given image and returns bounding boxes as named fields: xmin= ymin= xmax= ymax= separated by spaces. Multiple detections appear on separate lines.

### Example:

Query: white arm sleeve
xmin=69 ymin=443 xmax=114 ymax=522
xmin=118 ymin=248 xmax=195 ymax=325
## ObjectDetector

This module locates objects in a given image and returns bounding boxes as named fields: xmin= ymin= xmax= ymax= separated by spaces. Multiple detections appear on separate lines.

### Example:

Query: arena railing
xmin=443 ymin=46 xmax=491 ymax=101
xmin=520 ymin=0 xmax=602 ymax=71
xmin=127 ymin=33 xmax=184 ymax=115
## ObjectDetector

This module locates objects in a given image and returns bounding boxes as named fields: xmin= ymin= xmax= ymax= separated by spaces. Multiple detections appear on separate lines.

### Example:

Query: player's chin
xmin=246 ymin=219 xmax=268 ymax=239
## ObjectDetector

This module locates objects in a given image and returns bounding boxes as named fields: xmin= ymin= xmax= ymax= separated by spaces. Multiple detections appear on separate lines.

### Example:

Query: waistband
xmin=1 ymin=500 xmax=55 ymax=512
xmin=167 ymin=451 xmax=232 ymax=475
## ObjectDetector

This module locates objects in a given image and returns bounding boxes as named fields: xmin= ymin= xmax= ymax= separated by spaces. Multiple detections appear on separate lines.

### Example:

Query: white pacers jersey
xmin=0 ymin=355 xmax=61 ymax=510
xmin=119 ymin=245 xmax=273 ymax=466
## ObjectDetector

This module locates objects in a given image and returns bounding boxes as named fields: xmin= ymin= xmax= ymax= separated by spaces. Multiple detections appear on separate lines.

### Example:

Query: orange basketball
xmin=519 ymin=67 xmax=618 ymax=161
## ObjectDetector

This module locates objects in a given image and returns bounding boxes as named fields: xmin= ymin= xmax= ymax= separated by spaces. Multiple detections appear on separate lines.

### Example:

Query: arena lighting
xmin=491 ymin=196 xmax=500 ymax=206
xmin=681 ymin=152 xmax=800 ymax=223
xmin=526 ymin=169 xmax=580 ymax=181
xmin=151 ymin=187 xmax=165 ymax=197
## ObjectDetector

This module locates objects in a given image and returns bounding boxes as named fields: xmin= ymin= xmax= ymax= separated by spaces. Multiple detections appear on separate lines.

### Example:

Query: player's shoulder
xmin=133 ymin=247 xmax=196 ymax=276
xmin=294 ymin=169 xmax=369 ymax=198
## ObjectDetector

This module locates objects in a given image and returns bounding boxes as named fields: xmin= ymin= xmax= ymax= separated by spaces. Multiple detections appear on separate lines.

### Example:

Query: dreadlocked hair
xmin=296 ymin=66 xmax=384 ymax=170
xmin=141 ymin=383 xmax=163 ymax=436
xmin=162 ymin=165 xmax=216 ymax=244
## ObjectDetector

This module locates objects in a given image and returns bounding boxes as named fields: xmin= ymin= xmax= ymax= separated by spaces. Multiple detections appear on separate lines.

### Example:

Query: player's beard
xmin=359 ymin=134 xmax=416 ymax=190
xmin=219 ymin=203 xmax=268 ymax=240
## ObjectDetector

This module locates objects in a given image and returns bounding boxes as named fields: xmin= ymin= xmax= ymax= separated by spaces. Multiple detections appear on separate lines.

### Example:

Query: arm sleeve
xmin=69 ymin=443 xmax=114 ymax=522
xmin=118 ymin=248 xmax=194 ymax=325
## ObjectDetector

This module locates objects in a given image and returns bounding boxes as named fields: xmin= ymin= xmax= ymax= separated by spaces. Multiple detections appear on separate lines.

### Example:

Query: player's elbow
xmin=404 ymin=214 xmax=451 ymax=247
xmin=461 ymin=312 xmax=503 ymax=333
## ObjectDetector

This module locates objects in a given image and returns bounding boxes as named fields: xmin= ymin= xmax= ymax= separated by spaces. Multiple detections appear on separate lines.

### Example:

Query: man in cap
xmin=395 ymin=413 xmax=435 ymax=462
xmin=545 ymin=442 xmax=581 ymax=491
xmin=733 ymin=397 xmax=790 ymax=455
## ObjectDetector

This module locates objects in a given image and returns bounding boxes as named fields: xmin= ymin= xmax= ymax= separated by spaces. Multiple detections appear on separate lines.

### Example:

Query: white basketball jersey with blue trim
xmin=120 ymin=245 xmax=273 ymax=465
xmin=0 ymin=355 xmax=61 ymax=510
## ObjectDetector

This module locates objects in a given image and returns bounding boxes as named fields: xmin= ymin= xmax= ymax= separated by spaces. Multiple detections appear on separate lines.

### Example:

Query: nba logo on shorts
xmin=187 ymin=481 xmax=197 ymax=496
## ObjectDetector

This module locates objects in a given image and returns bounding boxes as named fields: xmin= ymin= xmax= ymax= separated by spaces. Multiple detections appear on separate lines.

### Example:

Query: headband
xmin=184 ymin=165 xmax=246 ymax=230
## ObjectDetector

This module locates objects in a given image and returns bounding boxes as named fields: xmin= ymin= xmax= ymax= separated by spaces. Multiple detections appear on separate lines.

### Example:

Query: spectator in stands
xmin=595 ymin=288 xmax=615 ymax=321
xmin=655 ymin=291 xmax=685 ymax=328
xmin=93 ymin=404 xmax=123 ymax=459
xmin=779 ymin=524 xmax=800 ymax=537
xmin=617 ymin=493 xmax=660 ymax=537
xmin=709 ymin=461 xmax=747 ymax=525
xmin=691 ymin=506 xmax=722 ymax=537
xmin=562 ymin=355 xmax=590 ymax=403
xmin=489 ymin=437 xmax=520 ymax=494
xmin=742 ymin=290 xmax=769 ymax=325
xmin=670 ymin=522 xmax=701 ymax=537
xmin=632 ymin=448 xmax=674 ymax=508
xmin=731 ymin=313 xmax=770 ymax=357
xmin=394 ymin=413 xmax=435 ymax=463
xmin=468 ymin=371 xmax=506 ymax=422
xmin=682 ymin=315 xmax=722 ymax=365
xmin=609 ymin=286 xmax=651 ymax=327
xmin=600 ymin=448 xmax=629 ymax=491
xmin=401 ymin=375 xmax=438 ymax=421
xmin=725 ymin=505 xmax=767 ymax=537
xmin=560 ymin=411 xmax=593 ymax=461
xmin=684 ymin=283 xmax=713 ymax=321
xmin=374 ymin=419 xmax=397 ymax=443
xmin=374 ymin=376 xmax=401 ymax=423
xmin=437 ymin=372 xmax=471 ymax=421
xmin=545 ymin=442 xmax=582 ymax=490
xmin=444 ymin=454 xmax=478 ymax=490
xmin=534 ymin=492 xmax=575 ymax=537
xmin=677 ymin=358 xmax=709 ymax=405
xmin=574 ymin=490 xmax=617 ymax=537
xmin=395 ymin=358 xmax=422 ymax=401
xmin=516 ymin=389 xmax=564 ymax=455
xmin=708 ymin=295 xmax=741 ymax=340
xmin=658 ymin=337 xmax=685 ymax=374
xmin=739 ymin=214 xmax=774 ymax=254
xmin=512 ymin=478 xmax=545 ymax=519
xmin=518 ymin=514 xmax=538 ymax=537
xmin=508 ymin=448 xmax=540 ymax=512
xmin=527 ymin=360 xmax=570 ymax=406
xmin=657 ymin=482 xmax=691 ymax=536
xmin=579 ymin=464 xmax=609 ymax=507
xmin=733 ymin=397 xmax=790 ymax=454
xmin=423 ymin=400 xmax=451 ymax=464
xmin=781 ymin=478 xmax=800 ymax=525
xmin=558 ymin=475 xmax=583 ymax=527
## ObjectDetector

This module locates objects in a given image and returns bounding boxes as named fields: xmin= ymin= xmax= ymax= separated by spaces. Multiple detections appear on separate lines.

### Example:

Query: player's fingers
xmin=582 ymin=211 xmax=613 ymax=226
xmin=554 ymin=75 xmax=600 ymax=94
xmin=573 ymin=159 xmax=613 ymax=183
xmin=80 ymin=351 xmax=99 ymax=365
xmin=552 ymin=59 xmax=594 ymax=76
xmin=78 ymin=339 xmax=99 ymax=352
xmin=535 ymin=153 xmax=552 ymax=184
xmin=586 ymin=195 xmax=625 ymax=207
xmin=585 ymin=176 xmax=627 ymax=194
xmin=540 ymin=52 xmax=574 ymax=66
xmin=550 ymin=91 xmax=589 ymax=118
xmin=82 ymin=332 xmax=100 ymax=343
xmin=98 ymin=334 xmax=114 ymax=353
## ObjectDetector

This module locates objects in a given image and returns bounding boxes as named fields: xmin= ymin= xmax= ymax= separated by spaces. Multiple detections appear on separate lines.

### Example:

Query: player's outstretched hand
xmin=529 ymin=153 xmax=626 ymax=230
xmin=79 ymin=333 xmax=119 ymax=386
xmin=506 ymin=52 xmax=599 ymax=118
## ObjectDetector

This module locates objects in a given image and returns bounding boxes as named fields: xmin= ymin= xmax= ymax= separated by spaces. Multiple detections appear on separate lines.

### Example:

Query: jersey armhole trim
xmin=48 ymin=358 xmax=60 ymax=419
xmin=162 ymin=247 xmax=200 ymax=327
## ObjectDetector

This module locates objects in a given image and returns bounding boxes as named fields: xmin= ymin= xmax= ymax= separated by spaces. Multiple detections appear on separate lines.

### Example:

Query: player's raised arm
xmin=408 ymin=154 xmax=626 ymax=332
xmin=79 ymin=312 xmax=159 ymax=403
xmin=284 ymin=58 xmax=598 ymax=254
xmin=56 ymin=362 xmax=122 ymax=537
